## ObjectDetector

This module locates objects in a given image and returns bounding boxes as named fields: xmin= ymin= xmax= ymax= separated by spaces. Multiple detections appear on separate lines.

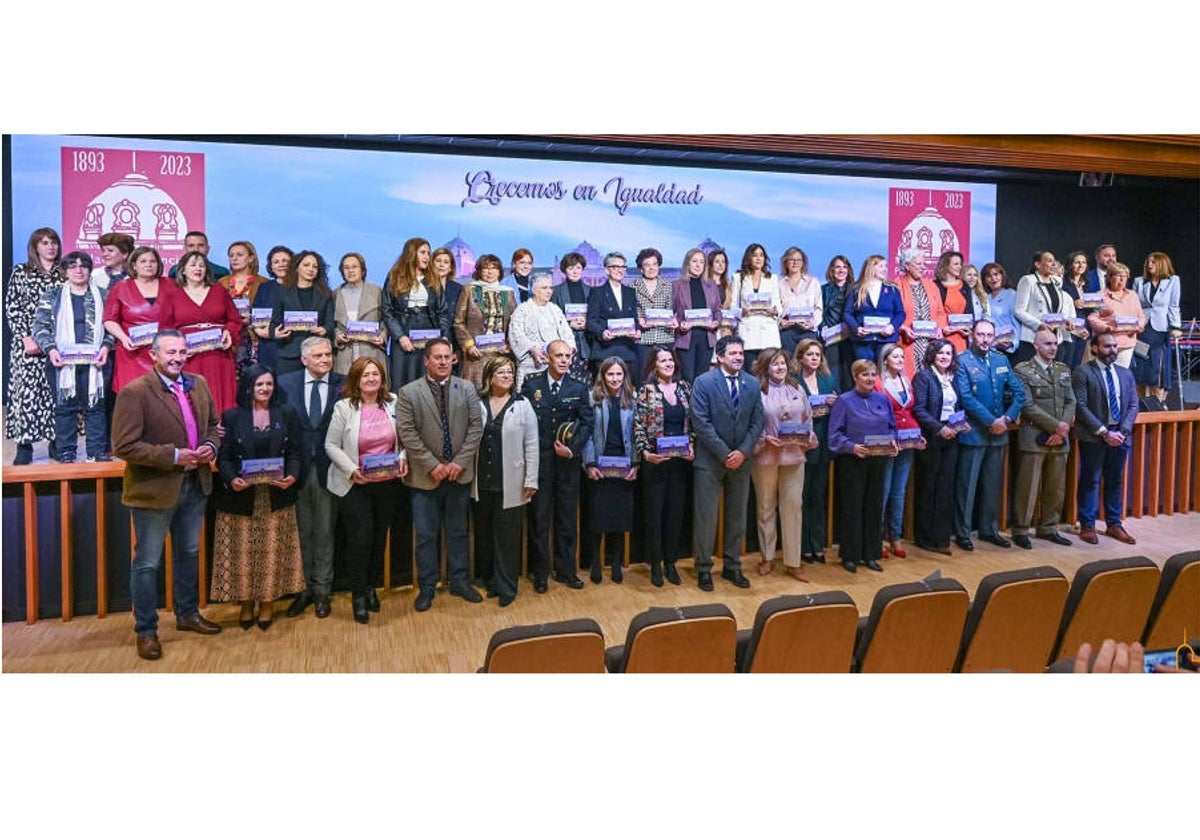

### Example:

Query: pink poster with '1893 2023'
xmin=887 ymin=187 xmax=971 ymax=280
xmin=61 ymin=147 xmax=205 ymax=274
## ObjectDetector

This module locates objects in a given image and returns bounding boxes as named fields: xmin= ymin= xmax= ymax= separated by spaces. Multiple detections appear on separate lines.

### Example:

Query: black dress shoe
xmin=979 ymin=533 xmax=1011 ymax=548
xmin=553 ymin=573 xmax=585 ymax=589
xmin=611 ymin=565 xmax=623 ymax=584
xmin=1013 ymin=535 xmax=1033 ymax=550
xmin=314 ymin=594 xmax=332 ymax=619
xmin=286 ymin=591 xmax=312 ymax=618
xmin=862 ymin=559 xmax=884 ymax=572
xmin=534 ymin=579 xmax=549 ymax=594
xmin=257 ymin=616 xmax=273 ymax=631
xmin=589 ymin=566 xmax=602 ymax=585
xmin=721 ymin=569 xmax=751 ymax=588
xmin=414 ymin=590 xmax=434 ymax=612
xmin=842 ymin=559 xmax=857 ymax=573
xmin=486 ymin=588 xmax=498 ymax=599
xmin=698 ymin=571 xmax=714 ymax=591
xmin=802 ymin=553 xmax=815 ymax=564
xmin=366 ymin=589 xmax=381 ymax=612
xmin=239 ymin=617 xmax=255 ymax=631
xmin=650 ymin=564 xmax=664 ymax=587
xmin=813 ymin=553 xmax=826 ymax=564
xmin=664 ymin=562 xmax=681 ymax=585
xmin=352 ymin=596 xmax=369 ymax=624
xmin=954 ymin=537 xmax=975 ymax=552
xmin=452 ymin=586 xmax=483 ymax=603
xmin=13 ymin=443 xmax=33 ymax=466
xmin=1040 ymin=532 xmax=1072 ymax=546
xmin=498 ymin=595 xmax=514 ymax=607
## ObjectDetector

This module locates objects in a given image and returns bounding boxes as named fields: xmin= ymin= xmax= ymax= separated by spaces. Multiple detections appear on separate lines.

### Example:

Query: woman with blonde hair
xmin=777 ymin=246 xmax=822 ymax=357
xmin=1133 ymin=251 xmax=1182 ymax=398
xmin=843 ymin=254 xmax=904 ymax=364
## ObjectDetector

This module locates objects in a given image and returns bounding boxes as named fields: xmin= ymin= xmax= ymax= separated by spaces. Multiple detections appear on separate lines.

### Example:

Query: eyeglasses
xmin=605 ymin=264 xmax=627 ymax=271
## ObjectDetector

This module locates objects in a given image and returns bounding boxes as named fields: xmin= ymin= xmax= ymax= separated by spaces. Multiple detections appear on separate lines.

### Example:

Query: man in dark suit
xmin=585 ymin=251 xmax=641 ymax=382
xmin=396 ymin=337 xmax=483 ymax=611
xmin=690 ymin=335 xmax=764 ymax=591
xmin=111 ymin=330 xmax=222 ymax=661
xmin=1012 ymin=326 xmax=1076 ymax=549
xmin=1073 ymin=331 xmax=1139 ymax=545
xmin=521 ymin=339 xmax=594 ymax=592
xmin=1085 ymin=243 xmax=1118 ymax=294
xmin=277 ymin=336 xmax=344 ymax=618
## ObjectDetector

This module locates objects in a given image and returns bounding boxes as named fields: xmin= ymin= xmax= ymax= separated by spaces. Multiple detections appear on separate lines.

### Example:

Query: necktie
xmin=440 ymin=383 xmax=453 ymax=461
xmin=171 ymin=381 xmax=200 ymax=449
xmin=550 ymin=379 xmax=560 ymax=397
xmin=308 ymin=378 xmax=323 ymax=427
xmin=728 ymin=375 xmax=739 ymax=410
xmin=1105 ymin=365 xmax=1121 ymax=425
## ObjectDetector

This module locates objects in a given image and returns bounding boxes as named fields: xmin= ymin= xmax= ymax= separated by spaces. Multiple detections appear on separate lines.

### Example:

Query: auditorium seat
xmin=605 ymin=603 xmax=737 ymax=673
xmin=736 ymin=592 xmax=858 ymax=673
xmin=478 ymin=618 xmax=606 ymax=673
xmin=955 ymin=566 xmax=1069 ymax=673
xmin=853 ymin=578 xmax=970 ymax=673
xmin=1051 ymin=556 xmax=1160 ymax=664
xmin=1142 ymin=551 xmax=1199 ymax=650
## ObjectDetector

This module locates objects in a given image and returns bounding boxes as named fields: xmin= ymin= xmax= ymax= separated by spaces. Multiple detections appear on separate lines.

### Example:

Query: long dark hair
xmin=235 ymin=364 xmax=281 ymax=410
xmin=285 ymin=250 xmax=332 ymax=299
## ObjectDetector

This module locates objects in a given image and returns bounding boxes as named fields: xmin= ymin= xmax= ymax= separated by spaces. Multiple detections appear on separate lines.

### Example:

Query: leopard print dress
xmin=5 ymin=263 xmax=65 ymax=445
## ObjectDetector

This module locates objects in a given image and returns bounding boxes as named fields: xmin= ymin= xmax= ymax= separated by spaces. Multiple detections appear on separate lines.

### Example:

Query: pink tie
xmin=171 ymin=381 xmax=200 ymax=449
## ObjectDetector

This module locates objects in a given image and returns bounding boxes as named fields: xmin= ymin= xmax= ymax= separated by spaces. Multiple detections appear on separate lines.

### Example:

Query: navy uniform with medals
xmin=1013 ymin=353 xmax=1076 ymax=544
xmin=521 ymin=365 xmax=593 ymax=589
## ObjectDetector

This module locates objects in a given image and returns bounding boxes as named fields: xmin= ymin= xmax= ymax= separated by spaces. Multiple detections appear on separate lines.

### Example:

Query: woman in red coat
xmin=103 ymin=246 xmax=182 ymax=391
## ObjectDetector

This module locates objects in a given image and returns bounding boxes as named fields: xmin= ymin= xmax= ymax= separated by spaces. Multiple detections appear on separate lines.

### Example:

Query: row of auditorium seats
xmin=477 ymin=551 xmax=1199 ymax=673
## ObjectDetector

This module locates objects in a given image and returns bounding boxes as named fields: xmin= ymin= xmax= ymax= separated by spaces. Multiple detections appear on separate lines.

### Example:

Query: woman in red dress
xmin=102 ymin=246 xmax=182 ymax=391
xmin=173 ymin=251 xmax=241 ymax=415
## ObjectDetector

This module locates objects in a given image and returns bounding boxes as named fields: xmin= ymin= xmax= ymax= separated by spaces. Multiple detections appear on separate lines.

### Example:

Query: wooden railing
xmin=4 ymin=409 xmax=1199 ymax=625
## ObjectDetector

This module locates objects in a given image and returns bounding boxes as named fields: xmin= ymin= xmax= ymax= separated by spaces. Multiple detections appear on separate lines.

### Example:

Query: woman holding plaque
xmin=1086 ymin=262 xmax=1146 ymax=369
xmin=1059 ymin=252 xmax=1093 ymax=370
xmin=455 ymin=253 xmax=517 ymax=388
xmin=382 ymin=237 xmax=446 ymax=389
xmin=550 ymin=252 xmax=593 ymax=381
xmin=934 ymin=251 xmax=972 ymax=354
xmin=220 ymin=241 xmax=268 ymax=374
xmin=795 ymin=338 xmax=838 ymax=565
xmin=508 ymin=271 xmax=575 ymax=388
xmin=634 ymin=247 xmax=677 ymax=375
xmin=876 ymin=343 xmax=924 ymax=560
xmin=103 ymin=246 xmax=184 ymax=392
xmin=471 ymin=353 xmax=539 ymax=606
xmin=1133 ymin=252 xmax=1182 ymax=399
xmin=911 ymin=339 xmax=964 ymax=555
xmin=582 ymin=357 xmax=638 ymax=584
xmin=333 ymin=252 xmax=388 ymax=376
xmin=709 ymin=249 xmax=734 ymax=338
xmin=1013 ymin=250 xmax=1077 ymax=365
xmin=211 ymin=365 xmax=304 ymax=630
xmin=270 ymin=250 xmax=335 ymax=376
xmin=729 ymin=243 xmax=781 ymax=370
xmin=777 ymin=246 xmax=822 ymax=357
xmin=895 ymin=249 xmax=946 ymax=381
xmin=673 ymin=247 xmax=722 ymax=383
xmin=970 ymin=262 xmax=1021 ymax=357
xmin=843 ymin=254 xmax=904 ymax=366
xmin=173 ymin=251 xmax=241 ymax=415
xmin=325 ymin=357 xmax=408 ymax=624
xmin=251 ymin=245 xmax=292 ymax=371
xmin=828 ymin=359 xmax=897 ymax=574
xmin=821 ymin=254 xmax=856 ymax=391
xmin=633 ymin=348 xmax=693 ymax=586
xmin=751 ymin=348 xmax=817 ymax=581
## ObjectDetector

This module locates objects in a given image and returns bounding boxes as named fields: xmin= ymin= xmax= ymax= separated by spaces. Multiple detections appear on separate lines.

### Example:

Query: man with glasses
xmin=586 ymin=251 xmax=642 ymax=382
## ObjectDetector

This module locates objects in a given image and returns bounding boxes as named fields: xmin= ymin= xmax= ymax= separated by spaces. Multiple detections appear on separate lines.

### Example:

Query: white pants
xmin=751 ymin=461 xmax=805 ymax=567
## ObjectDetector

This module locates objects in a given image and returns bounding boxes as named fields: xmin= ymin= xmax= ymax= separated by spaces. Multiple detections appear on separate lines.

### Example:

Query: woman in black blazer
xmin=911 ymin=339 xmax=966 ymax=555
xmin=269 ymin=250 xmax=336 ymax=375
xmin=210 ymin=365 xmax=305 ymax=629
xmin=795 ymin=338 xmax=839 ymax=564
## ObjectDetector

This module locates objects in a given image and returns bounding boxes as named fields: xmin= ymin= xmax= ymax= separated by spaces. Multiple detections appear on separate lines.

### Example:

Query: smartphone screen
xmin=1143 ymin=648 xmax=1183 ymax=673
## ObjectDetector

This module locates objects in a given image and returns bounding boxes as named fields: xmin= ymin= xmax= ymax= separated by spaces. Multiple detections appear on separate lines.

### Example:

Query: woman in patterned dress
xmin=6 ymin=227 xmax=65 ymax=464
xmin=210 ymin=365 xmax=304 ymax=630
xmin=454 ymin=253 xmax=516 ymax=387
xmin=895 ymin=248 xmax=946 ymax=381
xmin=633 ymin=247 xmax=677 ymax=375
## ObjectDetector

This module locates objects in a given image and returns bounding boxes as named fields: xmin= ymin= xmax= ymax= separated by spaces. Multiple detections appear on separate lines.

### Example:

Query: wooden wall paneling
xmin=1129 ymin=424 xmax=1145 ymax=519
xmin=95 ymin=477 xmax=107 ymax=618
xmin=24 ymin=483 xmax=38 ymax=624
xmin=59 ymin=480 xmax=72 ymax=621
xmin=1146 ymin=421 xmax=1162 ymax=517
xmin=1163 ymin=421 xmax=1178 ymax=516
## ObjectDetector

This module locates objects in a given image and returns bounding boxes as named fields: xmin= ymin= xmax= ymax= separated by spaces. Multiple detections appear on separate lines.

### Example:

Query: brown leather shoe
xmin=137 ymin=634 xmax=162 ymax=660
xmin=1105 ymin=525 xmax=1137 ymax=545
xmin=787 ymin=566 xmax=810 ymax=583
xmin=1079 ymin=526 xmax=1099 ymax=545
xmin=176 ymin=613 xmax=222 ymax=635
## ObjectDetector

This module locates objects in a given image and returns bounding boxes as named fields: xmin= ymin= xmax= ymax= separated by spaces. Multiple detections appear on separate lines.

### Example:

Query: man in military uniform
xmin=520 ymin=339 xmax=593 ymax=592
xmin=954 ymin=318 xmax=1025 ymax=550
xmin=1012 ymin=326 xmax=1076 ymax=549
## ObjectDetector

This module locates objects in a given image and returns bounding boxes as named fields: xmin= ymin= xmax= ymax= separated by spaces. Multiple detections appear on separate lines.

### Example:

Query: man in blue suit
xmin=1085 ymin=243 xmax=1118 ymax=293
xmin=690 ymin=335 xmax=764 ymax=591
xmin=277 ymin=336 xmax=345 ymax=618
xmin=1072 ymin=332 xmax=1139 ymax=545
xmin=953 ymin=318 xmax=1024 ymax=551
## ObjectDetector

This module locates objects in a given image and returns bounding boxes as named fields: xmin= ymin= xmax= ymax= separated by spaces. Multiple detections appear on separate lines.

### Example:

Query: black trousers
xmin=801 ymin=458 xmax=831 ymax=554
xmin=530 ymin=450 xmax=582 ymax=581
xmin=836 ymin=454 xmax=886 ymax=564
xmin=640 ymin=458 xmax=688 ymax=567
xmin=338 ymin=479 xmax=398 ymax=596
xmin=473 ymin=490 xmax=522 ymax=599
xmin=913 ymin=436 xmax=958 ymax=549
xmin=678 ymin=333 xmax=713 ymax=383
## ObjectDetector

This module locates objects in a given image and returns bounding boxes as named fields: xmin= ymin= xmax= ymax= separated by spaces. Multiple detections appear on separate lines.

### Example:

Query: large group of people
xmin=4 ymin=228 xmax=1184 ymax=660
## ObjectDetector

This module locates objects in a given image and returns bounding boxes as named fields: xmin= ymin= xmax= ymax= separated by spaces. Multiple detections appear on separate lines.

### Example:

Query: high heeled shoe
xmin=366 ymin=588 xmax=380 ymax=612
xmin=238 ymin=603 xmax=255 ymax=631
xmin=889 ymin=540 xmax=906 ymax=558
xmin=352 ymin=595 xmax=369 ymax=624
xmin=590 ymin=564 xmax=602 ymax=585
xmin=664 ymin=561 xmax=682 ymax=586
xmin=256 ymin=603 xmax=273 ymax=631
xmin=650 ymin=563 xmax=664 ymax=588
xmin=611 ymin=564 xmax=623 ymax=584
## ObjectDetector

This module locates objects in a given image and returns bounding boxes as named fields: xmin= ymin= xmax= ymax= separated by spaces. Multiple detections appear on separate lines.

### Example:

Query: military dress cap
xmin=556 ymin=421 xmax=577 ymax=446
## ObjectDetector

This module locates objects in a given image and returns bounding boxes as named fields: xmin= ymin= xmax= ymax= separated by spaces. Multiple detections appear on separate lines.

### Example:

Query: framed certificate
xmin=408 ymin=328 xmax=441 ymax=348
xmin=128 ymin=322 xmax=159 ymax=348
xmin=744 ymin=291 xmax=773 ymax=313
xmin=597 ymin=455 xmax=632 ymax=477
xmin=284 ymin=310 xmax=319 ymax=331
xmin=185 ymin=327 xmax=224 ymax=353
xmin=250 ymin=308 xmax=273 ymax=330
xmin=606 ymin=318 xmax=637 ymax=338
xmin=863 ymin=316 xmax=891 ymax=335
xmin=564 ymin=303 xmax=588 ymax=318
xmin=808 ymin=393 xmax=836 ymax=418
xmin=947 ymin=410 xmax=971 ymax=433
xmin=912 ymin=320 xmax=939 ymax=338
xmin=642 ymin=308 xmax=674 ymax=328
xmin=655 ymin=435 xmax=690 ymax=457
xmin=947 ymin=313 xmax=975 ymax=330
xmin=863 ymin=434 xmax=897 ymax=456
xmin=345 ymin=320 xmax=381 ymax=342
xmin=241 ymin=457 xmax=285 ymax=485
xmin=58 ymin=344 xmax=100 ymax=366
xmin=896 ymin=428 xmax=924 ymax=450
xmin=821 ymin=324 xmax=845 ymax=345
xmin=684 ymin=307 xmax=713 ymax=326
xmin=778 ymin=421 xmax=812 ymax=445
xmin=360 ymin=452 xmax=400 ymax=480
xmin=475 ymin=332 xmax=507 ymax=351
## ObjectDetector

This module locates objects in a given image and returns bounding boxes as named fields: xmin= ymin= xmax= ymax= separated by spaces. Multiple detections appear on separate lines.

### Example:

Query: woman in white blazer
xmin=471 ymin=353 xmax=539 ymax=606
xmin=1013 ymin=250 xmax=1077 ymax=364
xmin=729 ymin=243 xmax=782 ymax=370
xmin=324 ymin=357 xmax=407 ymax=623
xmin=1133 ymin=251 xmax=1182 ymax=396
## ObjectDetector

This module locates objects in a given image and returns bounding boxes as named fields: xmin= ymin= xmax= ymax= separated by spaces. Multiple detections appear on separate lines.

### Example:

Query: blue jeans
xmin=1077 ymin=439 xmax=1131 ymax=529
xmin=954 ymin=444 xmax=1006 ymax=541
xmin=880 ymin=447 xmax=914 ymax=541
xmin=411 ymin=481 xmax=471 ymax=594
xmin=129 ymin=473 xmax=206 ymax=636
xmin=48 ymin=363 xmax=107 ymax=460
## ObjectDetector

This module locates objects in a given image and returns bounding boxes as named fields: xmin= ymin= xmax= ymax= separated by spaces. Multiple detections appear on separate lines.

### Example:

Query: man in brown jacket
xmin=112 ymin=330 xmax=222 ymax=660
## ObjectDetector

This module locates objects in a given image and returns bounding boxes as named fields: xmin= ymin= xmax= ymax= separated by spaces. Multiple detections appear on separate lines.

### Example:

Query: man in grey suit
xmin=1073 ymin=331 xmax=1139 ymax=545
xmin=396 ymin=337 xmax=484 ymax=611
xmin=1012 ymin=326 xmax=1076 ymax=549
xmin=690 ymin=335 xmax=764 ymax=591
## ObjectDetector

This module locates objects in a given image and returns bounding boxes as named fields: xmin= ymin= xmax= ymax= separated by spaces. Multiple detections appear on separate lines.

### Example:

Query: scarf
xmin=54 ymin=283 xmax=105 ymax=406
